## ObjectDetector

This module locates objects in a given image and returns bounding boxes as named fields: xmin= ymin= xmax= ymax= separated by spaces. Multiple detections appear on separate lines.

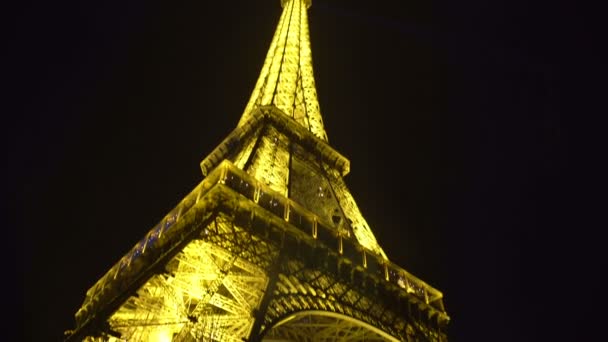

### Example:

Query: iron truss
xmin=66 ymin=160 xmax=448 ymax=341
xmin=65 ymin=0 xmax=449 ymax=340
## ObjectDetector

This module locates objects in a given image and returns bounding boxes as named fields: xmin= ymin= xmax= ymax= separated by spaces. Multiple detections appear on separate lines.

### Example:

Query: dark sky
xmin=10 ymin=0 xmax=602 ymax=341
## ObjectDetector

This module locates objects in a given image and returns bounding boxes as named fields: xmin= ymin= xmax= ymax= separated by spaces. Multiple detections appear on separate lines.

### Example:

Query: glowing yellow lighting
xmin=66 ymin=1 xmax=448 ymax=341
xmin=239 ymin=0 xmax=328 ymax=141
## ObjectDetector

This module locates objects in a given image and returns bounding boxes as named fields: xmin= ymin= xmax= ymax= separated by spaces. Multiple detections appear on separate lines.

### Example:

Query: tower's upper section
xmin=281 ymin=0 xmax=311 ymax=8
xmin=237 ymin=0 xmax=328 ymax=141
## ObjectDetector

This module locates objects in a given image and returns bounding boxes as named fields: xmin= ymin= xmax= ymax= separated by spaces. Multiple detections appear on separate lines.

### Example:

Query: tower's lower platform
xmin=66 ymin=161 xmax=448 ymax=341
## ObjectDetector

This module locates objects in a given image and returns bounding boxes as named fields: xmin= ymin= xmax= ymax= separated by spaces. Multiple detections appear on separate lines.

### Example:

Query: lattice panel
xmin=323 ymin=165 xmax=388 ymax=259
xmin=231 ymin=126 xmax=263 ymax=170
xmin=258 ymin=257 xmax=445 ymax=342
xmin=102 ymin=217 xmax=277 ymax=342
xmin=289 ymin=156 xmax=344 ymax=227
xmin=245 ymin=126 xmax=291 ymax=197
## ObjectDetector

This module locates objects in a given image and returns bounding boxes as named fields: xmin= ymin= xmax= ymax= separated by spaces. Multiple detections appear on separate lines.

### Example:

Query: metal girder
xmin=263 ymin=311 xmax=399 ymax=342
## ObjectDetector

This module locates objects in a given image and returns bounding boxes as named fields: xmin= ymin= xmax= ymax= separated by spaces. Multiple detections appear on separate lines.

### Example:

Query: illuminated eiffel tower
xmin=65 ymin=0 xmax=449 ymax=341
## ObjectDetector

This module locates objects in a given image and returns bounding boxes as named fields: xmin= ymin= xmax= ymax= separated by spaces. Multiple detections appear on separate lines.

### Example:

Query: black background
xmin=9 ymin=0 xmax=603 ymax=341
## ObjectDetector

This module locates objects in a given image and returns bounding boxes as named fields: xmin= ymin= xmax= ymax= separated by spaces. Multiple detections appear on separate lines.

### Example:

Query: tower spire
xmin=238 ymin=0 xmax=327 ymax=141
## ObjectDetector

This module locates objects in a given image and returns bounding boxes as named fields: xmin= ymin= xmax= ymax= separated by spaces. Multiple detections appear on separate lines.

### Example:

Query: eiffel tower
xmin=65 ymin=0 xmax=449 ymax=341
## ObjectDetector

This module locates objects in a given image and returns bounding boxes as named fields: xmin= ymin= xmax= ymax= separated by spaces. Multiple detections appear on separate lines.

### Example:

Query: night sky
xmin=10 ymin=0 xmax=602 ymax=341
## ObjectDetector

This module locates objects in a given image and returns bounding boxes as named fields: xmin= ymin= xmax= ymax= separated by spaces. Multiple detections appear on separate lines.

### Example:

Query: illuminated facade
xmin=65 ymin=0 xmax=449 ymax=341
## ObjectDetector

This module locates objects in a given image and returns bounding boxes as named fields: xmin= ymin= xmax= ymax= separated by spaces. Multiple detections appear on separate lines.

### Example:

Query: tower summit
xmin=65 ymin=0 xmax=449 ymax=341
xmin=239 ymin=0 xmax=326 ymax=141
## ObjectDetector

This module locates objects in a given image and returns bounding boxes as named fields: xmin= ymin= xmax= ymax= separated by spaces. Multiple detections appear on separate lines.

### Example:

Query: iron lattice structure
xmin=65 ymin=0 xmax=449 ymax=341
